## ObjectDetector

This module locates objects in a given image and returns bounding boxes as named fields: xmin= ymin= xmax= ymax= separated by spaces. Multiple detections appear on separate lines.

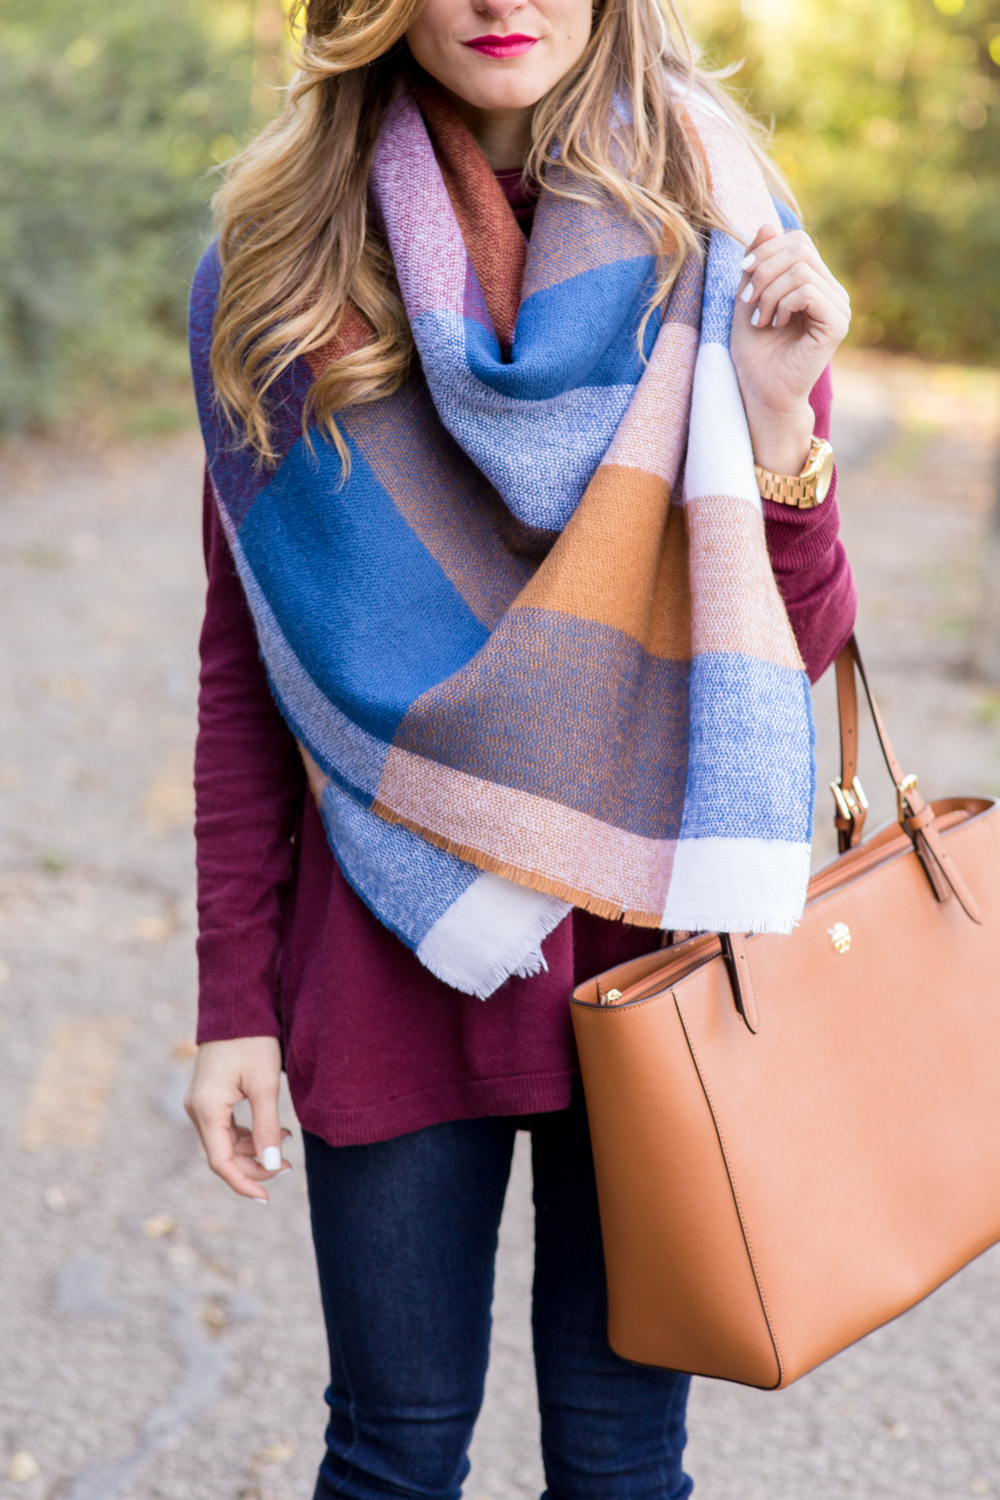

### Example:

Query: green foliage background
xmin=697 ymin=0 xmax=1000 ymax=365
xmin=0 ymin=0 xmax=997 ymax=432
xmin=0 ymin=0 xmax=256 ymax=431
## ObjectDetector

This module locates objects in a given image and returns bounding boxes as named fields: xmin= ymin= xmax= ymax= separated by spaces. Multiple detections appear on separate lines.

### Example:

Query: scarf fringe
xmin=662 ymin=910 xmax=796 ymax=938
xmin=371 ymin=799 xmax=664 ymax=930
xmin=414 ymin=876 xmax=566 ymax=997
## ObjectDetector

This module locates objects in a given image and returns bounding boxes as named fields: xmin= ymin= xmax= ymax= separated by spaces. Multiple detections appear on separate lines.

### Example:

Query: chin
xmin=453 ymin=73 xmax=551 ymax=112
xmin=478 ymin=85 xmax=548 ymax=111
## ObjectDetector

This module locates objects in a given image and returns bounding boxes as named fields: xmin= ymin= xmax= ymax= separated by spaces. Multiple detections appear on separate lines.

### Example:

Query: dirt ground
xmin=1 ymin=351 xmax=999 ymax=1500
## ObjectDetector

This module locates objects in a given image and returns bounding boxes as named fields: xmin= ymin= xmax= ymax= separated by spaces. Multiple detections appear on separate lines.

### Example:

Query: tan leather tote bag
xmin=572 ymin=636 xmax=1000 ymax=1389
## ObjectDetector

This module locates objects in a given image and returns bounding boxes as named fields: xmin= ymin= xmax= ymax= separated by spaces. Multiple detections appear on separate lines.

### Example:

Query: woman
xmin=186 ymin=0 xmax=855 ymax=1492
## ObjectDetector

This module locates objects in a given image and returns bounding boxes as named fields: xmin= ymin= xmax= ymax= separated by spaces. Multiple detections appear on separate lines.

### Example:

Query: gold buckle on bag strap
xmin=896 ymin=772 xmax=919 ymax=824
xmin=831 ymin=775 xmax=868 ymax=846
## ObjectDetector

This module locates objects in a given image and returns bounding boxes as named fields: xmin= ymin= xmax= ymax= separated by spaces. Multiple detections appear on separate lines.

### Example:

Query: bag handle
xmin=721 ymin=635 xmax=982 ymax=1033
xmin=832 ymin=636 xmax=981 ymax=923
xmin=832 ymin=644 xmax=866 ymax=851
xmin=721 ymin=933 xmax=760 ymax=1034
xmin=833 ymin=634 xmax=909 ymax=847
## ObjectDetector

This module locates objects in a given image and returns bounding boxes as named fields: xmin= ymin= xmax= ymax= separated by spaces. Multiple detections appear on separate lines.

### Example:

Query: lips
xmin=462 ymin=33 xmax=539 ymax=58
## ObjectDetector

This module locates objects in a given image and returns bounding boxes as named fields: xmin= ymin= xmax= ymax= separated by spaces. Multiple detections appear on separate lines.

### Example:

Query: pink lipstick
xmin=462 ymin=33 xmax=538 ymax=58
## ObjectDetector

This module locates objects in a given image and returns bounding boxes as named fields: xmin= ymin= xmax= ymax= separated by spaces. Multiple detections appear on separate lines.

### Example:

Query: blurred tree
xmin=252 ymin=0 xmax=292 ymax=118
xmin=0 ymin=0 xmax=995 ymax=434
xmin=0 ymin=0 xmax=256 ymax=429
xmin=695 ymin=0 xmax=1000 ymax=362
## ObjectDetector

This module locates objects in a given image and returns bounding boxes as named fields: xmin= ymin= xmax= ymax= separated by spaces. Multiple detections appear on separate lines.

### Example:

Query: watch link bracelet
xmin=754 ymin=435 xmax=835 ymax=509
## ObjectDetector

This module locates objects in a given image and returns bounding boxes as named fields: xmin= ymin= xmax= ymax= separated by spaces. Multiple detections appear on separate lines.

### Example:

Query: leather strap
xmin=903 ymin=801 xmax=982 ymax=923
xmin=835 ymin=647 xmax=859 ymax=789
xmin=841 ymin=637 xmax=907 ymax=787
xmin=833 ymin=646 xmax=865 ymax=850
xmin=721 ymin=932 xmax=760 ymax=1034
xmin=711 ymin=638 xmax=981 ymax=1037
xmin=833 ymin=637 xmax=982 ymax=924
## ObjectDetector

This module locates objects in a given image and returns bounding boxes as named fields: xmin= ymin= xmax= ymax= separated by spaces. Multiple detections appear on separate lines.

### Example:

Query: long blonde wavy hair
xmin=211 ymin=0 xmax=791 ymax=463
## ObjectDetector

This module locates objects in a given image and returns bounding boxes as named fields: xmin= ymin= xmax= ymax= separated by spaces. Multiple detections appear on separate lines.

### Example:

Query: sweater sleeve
xmin=194 ymin=468 xmax=307 ymax=1044
xmin=762 ymin=365 xmax=857 ymax=684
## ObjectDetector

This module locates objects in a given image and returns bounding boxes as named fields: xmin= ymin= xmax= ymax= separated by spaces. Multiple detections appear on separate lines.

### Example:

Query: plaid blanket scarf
xmin=189 ymin=87 xmax=815 ymax=998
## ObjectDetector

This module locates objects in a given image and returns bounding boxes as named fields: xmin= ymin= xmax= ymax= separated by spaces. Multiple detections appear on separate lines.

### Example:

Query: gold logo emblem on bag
xmin=828 ymin=923 xmax=851 ymax=954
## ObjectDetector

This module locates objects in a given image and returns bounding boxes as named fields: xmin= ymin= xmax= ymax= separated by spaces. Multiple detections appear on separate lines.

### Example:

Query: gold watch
xmin=754 ymin=435 xmax=835 ymax=509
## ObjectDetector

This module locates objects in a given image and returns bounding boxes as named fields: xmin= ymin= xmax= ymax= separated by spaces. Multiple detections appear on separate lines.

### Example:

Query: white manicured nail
xmin=252 ymin=1197 xmax=269 ymax=1206
xmin=750 ymin=308 xmax=761 ymax=327
xmin=772 ymin=315 xmax=779 ymax=328
xmin=740 ymin=282 xmax=755 ymax=303
xmin=741 ymin=253 xmax=756 ymax=270
xmin=262 ymin=1146 xmax=282 ymax=1172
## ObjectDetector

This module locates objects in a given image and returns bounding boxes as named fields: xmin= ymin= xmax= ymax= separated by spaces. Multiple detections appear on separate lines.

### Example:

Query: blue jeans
xmin=303 ymin=1084 xmax=693 ymax=1500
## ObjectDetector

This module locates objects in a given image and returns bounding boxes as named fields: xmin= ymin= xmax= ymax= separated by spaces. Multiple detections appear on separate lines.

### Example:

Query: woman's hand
xmin=185 ymin=1036 xmax=292 ymax=1203
xmin=730 ymin=223 xmax=851 ymax=479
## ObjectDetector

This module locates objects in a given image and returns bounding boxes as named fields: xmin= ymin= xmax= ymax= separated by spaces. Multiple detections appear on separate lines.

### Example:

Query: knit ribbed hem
xmin=196 ymin=1015 xmax=282 ymax=1046
xmin=288 ymin=1068 xmax=577 ymax=1148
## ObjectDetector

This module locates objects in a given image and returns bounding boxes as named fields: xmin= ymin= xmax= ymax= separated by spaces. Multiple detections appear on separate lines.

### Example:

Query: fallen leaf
xmin=172 ymin=1037 xmax=197 ymax=1060
xmin=202 ymin=1301 xmax=227 ymax=1333
xmin=254 ymin=1442 xmax=295 ymax=1464
xmin=6 ymin=1451 xmax=40 ymax=1481
xmin=21 ymin=1018 xmax=130 ymax=1150
xmin=142 ymin=1213 xmax=177 ymax=1238
xmin=135 ymin=916 xmax=171 ymax=942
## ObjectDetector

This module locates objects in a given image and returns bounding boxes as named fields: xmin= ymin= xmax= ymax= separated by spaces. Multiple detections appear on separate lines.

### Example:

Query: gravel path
xmin=1 ymin=354 xmax=999 ymax=1500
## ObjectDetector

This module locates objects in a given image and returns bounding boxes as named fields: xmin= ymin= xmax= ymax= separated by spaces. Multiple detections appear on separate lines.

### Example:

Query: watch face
xmin=816 ymin=448 xmax=835 ymax=504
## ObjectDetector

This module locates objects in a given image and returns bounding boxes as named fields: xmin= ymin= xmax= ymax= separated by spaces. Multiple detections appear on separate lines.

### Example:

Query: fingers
xmin=232 ymin=1124 xmax=293 ymax=1158
xmin=741 ymin=252 xmax=849 ymax=323
xmin=742 ymin=245 xmax=849 ymax=315
xmin=188 ymin=1097 xmax=271 ymax=1202
xmin=745 ymin=222 xmax=781 ymax=254
xmin=232 ymin=1124 xmax=292 ymax=1175
xmin=244 ymin=1066 xmax=290 ymax=1180
xmin=184 ymin=1036 xmax=288 ymax=1203
xmin=747 ymin=265 xmax=851 ymax=341
xmin=740 ymin=228 xmax=850 ymax=327
xmin=767 ymin=281 xmax=851 ymax=342
xmin=731 ymin=224 xmax=850 ymax=418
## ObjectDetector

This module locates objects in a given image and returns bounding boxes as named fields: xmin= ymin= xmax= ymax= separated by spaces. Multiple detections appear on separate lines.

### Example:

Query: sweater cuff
xmin=195 ymin=930 xmax=284 ymax=1044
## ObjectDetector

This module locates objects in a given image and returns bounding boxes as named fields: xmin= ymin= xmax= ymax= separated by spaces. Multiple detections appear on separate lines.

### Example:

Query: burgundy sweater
xmin=195 ymin=179 xmax=856 ymax=1147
